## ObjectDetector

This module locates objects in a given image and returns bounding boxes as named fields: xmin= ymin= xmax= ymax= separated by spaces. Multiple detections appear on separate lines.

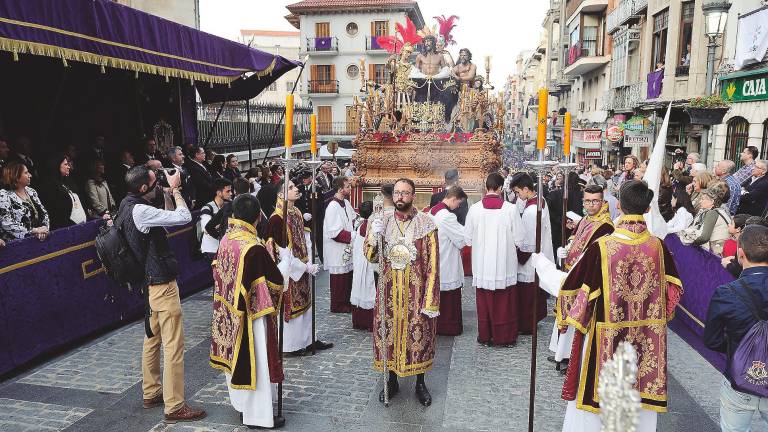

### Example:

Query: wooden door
xmin=318 ymin=106 xmax=332 ymax=134
xmin=371 ymin=20 xmax=389 ymax=36
xmin=315 ymin=22 xmax=330 ymax=38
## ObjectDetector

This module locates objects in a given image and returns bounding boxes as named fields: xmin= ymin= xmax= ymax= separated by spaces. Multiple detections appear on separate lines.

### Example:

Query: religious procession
xmin=0 ymin=1 xmax=767 ymax=432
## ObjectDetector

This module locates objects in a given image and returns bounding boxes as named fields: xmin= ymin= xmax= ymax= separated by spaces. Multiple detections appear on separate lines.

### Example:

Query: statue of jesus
xmin=411 ymin=36 xmax=450 ymax=79
xmin=452 ymin=48 xmax=477 ymax=86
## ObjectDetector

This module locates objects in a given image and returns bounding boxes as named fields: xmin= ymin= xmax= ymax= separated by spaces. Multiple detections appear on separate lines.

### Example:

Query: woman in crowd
xmin=679 ymin=187 xmax=732 ymax=256
xmin=84 ymin=159 xmax=116 ymax=218
xmin=330 ymin=165 xmax=340 ymax=177
xmin=245 ymin=167 xmax=263 ymax=196
xmin=38 ymin=153 xmax=87 ymax=230
xmin=209 ymin=154 xmax=226 ymax=180
xmin=223 ymin=154 xmax=241 ymax=181
xmin=658 ymin=169 xmax=675 ymax=221
xmin=667 ymin=186 xmax=695 ymax=234
xmin=588 ymin=166 xmax=607 ymax=190
xmin=0 ymin=161 xmax=49 ymax=242
xmin=615 ymin=155 xmax=639 ymax=187
xmin=689 ymin=170 xmax=714 ymax=211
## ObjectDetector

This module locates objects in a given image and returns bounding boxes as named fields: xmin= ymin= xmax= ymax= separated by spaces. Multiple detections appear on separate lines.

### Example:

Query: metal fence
xmin=196 ymin=102 xmax=312 ymax=154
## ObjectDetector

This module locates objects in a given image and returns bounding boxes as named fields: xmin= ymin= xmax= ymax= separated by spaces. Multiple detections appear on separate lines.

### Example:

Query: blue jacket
xmin=704 ymin=266 xmax=768 ymax=359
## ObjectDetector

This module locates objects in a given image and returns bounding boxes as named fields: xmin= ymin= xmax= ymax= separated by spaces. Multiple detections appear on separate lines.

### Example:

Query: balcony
xmin=603 ymin=82 xmax=643 ymax=112
xmin=308 ymin=80 xmax=339 ymax=95
xmin=306 ymin=37 xmax=338 ymax=54
xmin=563 ymin=41 xmax=610 ymax=77
xmin=606 ymin=0 xmax=648 ymax=34
xmin=366 ymin=36 xmax=388 ymax=53
xmin=317 ymin=121 xmax=360 ymax=137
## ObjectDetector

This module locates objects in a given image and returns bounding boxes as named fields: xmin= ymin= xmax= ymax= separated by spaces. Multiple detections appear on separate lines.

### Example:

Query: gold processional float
xmin=346 ymin=16 xmax=505 ymax=206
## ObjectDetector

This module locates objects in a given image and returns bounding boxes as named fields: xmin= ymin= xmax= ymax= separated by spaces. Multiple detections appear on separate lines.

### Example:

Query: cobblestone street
xmin=0 ymin=273 xmax=730 ymax=431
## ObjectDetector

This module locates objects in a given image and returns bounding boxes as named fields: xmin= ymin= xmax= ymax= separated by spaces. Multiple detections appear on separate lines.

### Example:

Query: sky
xmin=199 ymin=0 xmax=549 ymax=88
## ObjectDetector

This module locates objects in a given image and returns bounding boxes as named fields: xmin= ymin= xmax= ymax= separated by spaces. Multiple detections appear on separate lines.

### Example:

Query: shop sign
xmin=606 ymin=125 xmax=624 ymax=143
xmin=621 ymin=115 xmax=653 ymax=134
xmin=572 ymin=129 xmax=602 ymax=149
xmin=722 ymin=72 xmax=768 ymax=102
xmin=584 ymin=150 xmax=603 ymax=159
xmin=624 ymin=133 xmax=653 ymax=147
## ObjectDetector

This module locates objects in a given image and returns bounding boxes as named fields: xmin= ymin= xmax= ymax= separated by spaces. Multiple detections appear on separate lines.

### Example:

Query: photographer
xmin=672 ymin=151 xmax=699 ymax=186
xmin=120 ymin=165 xmax=206 ymax=423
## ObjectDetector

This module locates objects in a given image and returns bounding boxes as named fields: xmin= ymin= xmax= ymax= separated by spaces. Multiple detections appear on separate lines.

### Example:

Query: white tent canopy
xmin=319 ymin=144 xmax=355 ymax=159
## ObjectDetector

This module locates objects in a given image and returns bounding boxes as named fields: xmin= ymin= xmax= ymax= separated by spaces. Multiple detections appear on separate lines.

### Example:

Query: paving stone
xmin=0 ymin=398 xmax=92 ymax=431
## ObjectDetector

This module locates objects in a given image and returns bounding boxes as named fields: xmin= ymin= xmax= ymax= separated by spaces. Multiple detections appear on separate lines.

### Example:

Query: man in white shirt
xmin=429 ymin=186 xmax=468 ymax=335
xmin=464 ymin=173 xmax=525 ymax=346
xmin=510 ymin=172 xmax=554 ymax=335
xmin=323 ymin=176 xmax=357 ymax=313
xmin=199 ymin=178 xmax=232 ymax=261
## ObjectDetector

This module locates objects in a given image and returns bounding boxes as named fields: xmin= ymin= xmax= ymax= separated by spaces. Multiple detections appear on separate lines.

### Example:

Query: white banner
xmin=736 ymin=8 xmax=768 ymax=70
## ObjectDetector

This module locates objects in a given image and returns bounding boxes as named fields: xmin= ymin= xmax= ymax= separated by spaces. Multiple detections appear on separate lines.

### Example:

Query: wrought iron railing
xmin=306 ymin=37 xmax=338 ymax=52
xmin=196 ymin=102 xmax=312 ymax=154
xmin=308 ymin=80 xmax=339 ymax=94
xmin=317 ymin=121 xmax=360 ymax=136
xmin=607 ymin=0 xmax=648 ymax=34
xmin=602 ymin=82 xmax=644 ymax=112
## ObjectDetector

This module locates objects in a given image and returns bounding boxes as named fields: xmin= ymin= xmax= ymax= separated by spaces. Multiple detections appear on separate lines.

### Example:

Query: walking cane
xmin=524 ymin=88 xmax=558 ymax=432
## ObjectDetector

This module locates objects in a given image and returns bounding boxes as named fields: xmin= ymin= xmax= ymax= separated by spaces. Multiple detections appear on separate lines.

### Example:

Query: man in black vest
xmin=120 ymin=165 xmax=206 ymax=423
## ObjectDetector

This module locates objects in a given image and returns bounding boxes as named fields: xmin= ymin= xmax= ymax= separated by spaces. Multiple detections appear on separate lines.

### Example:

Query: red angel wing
xmin=434 ymin=15 xmax=460 ymax=45
xmin=399 ymin=17 xmax=422 ymax=45
xmin=376 ymin=35 xmax=401 ymax=54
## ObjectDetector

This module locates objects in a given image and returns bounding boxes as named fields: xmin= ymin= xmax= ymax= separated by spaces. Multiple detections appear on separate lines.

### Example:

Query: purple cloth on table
xmin=0 ymin=217 xmax=212 ymax=376
xmin=664 ymin=234 xmax=732 ymax=371
xmin=315 ymin=37 xmax=332 ymax=50
xmin=647 ymin=70 xmax=664 ymax=99
xmin=0 ymin=0 xmax=296 ymax=81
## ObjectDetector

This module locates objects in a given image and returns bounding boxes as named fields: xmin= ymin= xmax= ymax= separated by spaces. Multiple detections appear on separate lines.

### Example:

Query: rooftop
xmin=286 ymin=0 xmax=417 ymax=13
xmin=240 ymin=29 xmax=300 ymax=37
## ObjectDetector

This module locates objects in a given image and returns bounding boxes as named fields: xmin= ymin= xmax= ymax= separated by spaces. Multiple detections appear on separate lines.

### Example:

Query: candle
xmin=537 ymin=88 xmax=547 ymax=151
xmin=484 ymin=56 xmax=491 ymax=71
xmin=310 ymin=113 xmax=317 ymax=155
xmin=564 ymin=111 xmax=572 ymax=156
xmin=284 ymin=94 xmax=294 ymax=149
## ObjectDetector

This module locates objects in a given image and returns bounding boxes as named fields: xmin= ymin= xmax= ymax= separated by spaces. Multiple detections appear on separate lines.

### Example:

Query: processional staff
xmin=560 ymin=112 xmax=577 ymax=267
xmin=524 ymin=88 xmax=558 ymax=432
xmin=305 ymin=114 xmax=323 ymax=356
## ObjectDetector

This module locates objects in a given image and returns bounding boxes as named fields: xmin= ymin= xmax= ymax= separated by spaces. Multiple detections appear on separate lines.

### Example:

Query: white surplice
xmin=531 ymin=252 xmax=574 ymax=361
xmin=283 ymin=231 xmax=314 ymax=352
xmin=225 ymin=317 xmax=276 ymax=428
xmin=351 ymin=223 xmax=375 ymax=309
xmin=517 ymin=198 xmax=554 ymax=283
xmin=430 ymin=207 xmax=466 ymax=291
xmin=322 ymin=199 xmax=356 ymax=274
xmin=463 ymin=200 xmax=524 ymax=290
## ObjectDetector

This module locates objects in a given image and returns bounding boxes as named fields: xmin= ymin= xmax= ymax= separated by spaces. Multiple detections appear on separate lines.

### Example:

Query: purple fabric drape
xmin=0 ymin=217 xmax=211 ymax=376
xmin=371 ymin=37 xmax=382 ymax=50
xmin=0 ymin=0 xmax=298 ymax=83
xmin=647 ymin=70 xmax=664 ymax=99
xmin=665 ymin=234 xmax=732 ymax=371
xmin=315 ymin=37 xmax=332 ymax=51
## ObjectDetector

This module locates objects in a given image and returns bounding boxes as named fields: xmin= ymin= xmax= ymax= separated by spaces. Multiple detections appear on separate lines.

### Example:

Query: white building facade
xmin=239 ymin=30 xmax=303 ymax=105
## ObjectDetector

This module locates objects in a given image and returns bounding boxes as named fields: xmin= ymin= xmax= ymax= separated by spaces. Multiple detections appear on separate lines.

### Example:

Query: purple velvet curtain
xmin=647 ymin=70 xmax=664 ymax=99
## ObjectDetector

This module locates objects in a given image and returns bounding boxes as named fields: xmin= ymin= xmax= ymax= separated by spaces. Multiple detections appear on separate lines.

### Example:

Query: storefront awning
xmin=0 ymin=0 xmax=301 ymax=86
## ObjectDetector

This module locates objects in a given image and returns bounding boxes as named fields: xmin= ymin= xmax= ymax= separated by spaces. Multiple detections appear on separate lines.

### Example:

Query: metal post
xmin=305 ymin=157 xmax=324 ymax=356
xmin=701 ymin=38 xmax=717 ymax=164
xmin=247 ymin=99 xmax=253 ymax=168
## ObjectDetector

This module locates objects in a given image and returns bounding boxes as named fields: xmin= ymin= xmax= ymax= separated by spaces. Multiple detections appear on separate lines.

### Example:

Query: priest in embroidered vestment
xmin=267 ymin=181 xmax=333 ymax=356
xmin=510 ymin=173 xmax=554 ymax=334
xmin=323 ymin=176 xmax=358 ymax=313
xmin=557 ymin=180 xmax=683 ymax=432
xmin=209 ymin=194 xmax=286 ymax=430
xmin=464 ymin=173 xmax=525 ymax=345
xmin=365 ymin=178 xmax=440 ymax=407
xmin=548 ymin=184 xmax=614 ymax=372
xmin=429 ymin=186 xmax=468 ymax=336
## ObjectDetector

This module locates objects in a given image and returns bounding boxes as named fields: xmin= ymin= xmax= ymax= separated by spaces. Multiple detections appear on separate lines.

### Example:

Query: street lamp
xmin=700 ymin=0 xmax=731 ymax=165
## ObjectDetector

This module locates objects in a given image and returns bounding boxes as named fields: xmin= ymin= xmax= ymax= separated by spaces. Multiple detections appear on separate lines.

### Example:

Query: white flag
xmin=642 ymin=103 xmax=672 ymax=239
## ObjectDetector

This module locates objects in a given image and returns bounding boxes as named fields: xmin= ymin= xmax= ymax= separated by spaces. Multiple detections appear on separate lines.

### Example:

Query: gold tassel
xmin=62 ymin=56 xmax=68 ymax=67
xmin=209 ymin=82 xmax=213 ymax=88
xmin=100 ymin=64 xmax=105 ymax=74
xmin=165 ymin=75 xmax=169 ymax=83
xmin=227 ymin=82 xmax=231 ymax=88
xmin=12 ymin=49 xmax=18 ymax=62
xmin=189 ymin=78 xmax=194 ymax=86
xmin=135 ymin=70 xmax=139 ymax=79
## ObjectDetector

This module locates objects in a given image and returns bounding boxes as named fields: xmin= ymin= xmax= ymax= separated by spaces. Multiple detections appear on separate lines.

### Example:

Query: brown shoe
xmin=143 ymin=394 xmax=163 ymax=409
xmin=164 ymin=404 xmax=207 ymax=423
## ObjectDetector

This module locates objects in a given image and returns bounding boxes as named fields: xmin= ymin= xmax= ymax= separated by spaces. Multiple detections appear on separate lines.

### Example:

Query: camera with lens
xmin=154 ymin=168 xmax=176 ymax=188
xmin=672 ymin=148 xmax=687 ymax=164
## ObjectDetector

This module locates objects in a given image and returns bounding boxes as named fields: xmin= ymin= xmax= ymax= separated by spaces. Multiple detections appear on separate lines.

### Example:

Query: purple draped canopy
xmin=0 ymin=0 xmax=300 ymax=87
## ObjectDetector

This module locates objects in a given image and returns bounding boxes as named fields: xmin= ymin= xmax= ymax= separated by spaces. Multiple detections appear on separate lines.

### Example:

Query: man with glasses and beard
xmin=365 ymin=178 xmax=440 ymax=407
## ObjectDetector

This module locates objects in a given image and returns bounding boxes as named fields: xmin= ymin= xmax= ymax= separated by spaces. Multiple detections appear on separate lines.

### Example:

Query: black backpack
xmin=95 ymin=208 xmax=144 ymax=285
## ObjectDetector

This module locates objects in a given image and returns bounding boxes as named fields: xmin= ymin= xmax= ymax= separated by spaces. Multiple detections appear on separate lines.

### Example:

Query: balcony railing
xmin=602 ymin=82 xmax=643 ymax=112
xmin=317 ymin=121 xmax=360 ymax=136
xmin=306 ymin=37 xmax=338 ymax=52
xmin=607 ymin=0 xmax=648 ymax=34
xmin=308 ymin=80 xmax=339 ymax=94
xmin=366 ymin=36 xmax=388 ymax=51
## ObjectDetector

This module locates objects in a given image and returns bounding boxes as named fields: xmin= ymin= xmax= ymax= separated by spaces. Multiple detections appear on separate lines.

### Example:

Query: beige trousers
xmin=141 ymin=280 xmax=185 ymax=414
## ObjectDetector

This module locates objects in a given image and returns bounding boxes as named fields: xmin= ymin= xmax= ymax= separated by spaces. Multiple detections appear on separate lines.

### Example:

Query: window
xmin=315 ymin=65 xmax=331 ymax=81
xmin=372 ymin=20 xmax=389 ymax=36
xmin=266 ymin=82 xmax=277 ymax=91
xmin=651 ymin=9 xmax=669 ymax=70
xmin=726 ymin=117 xmax=750 ymax=167
xmin=372 ymin=64 xmax=388 ymax=85
xmin=676 ymin=2 xmax=694 ymax=75
xmin=309 ymin=65 xmax=335 ymax=93
xmin=346 ymin=22 xmax=358 ymax=36
xmin=346 ymin=64 xmax=360 ymax=79
xmin=285 ymin=81 xmax=295 ymax=92
xmin=315 ymin=22 xmax=330 ymax=38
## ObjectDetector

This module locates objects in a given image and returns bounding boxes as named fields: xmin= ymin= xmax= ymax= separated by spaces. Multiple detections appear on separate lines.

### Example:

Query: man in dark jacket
xmin=704 ymin=225 xmax=768 ymax=430
xmin=737 ymin=160 xmax=768 ymax=216
xmin=184 ymin=147 xmax=214 ymax=210
xmin=429 ymin=169 xmax=469 ymax=225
